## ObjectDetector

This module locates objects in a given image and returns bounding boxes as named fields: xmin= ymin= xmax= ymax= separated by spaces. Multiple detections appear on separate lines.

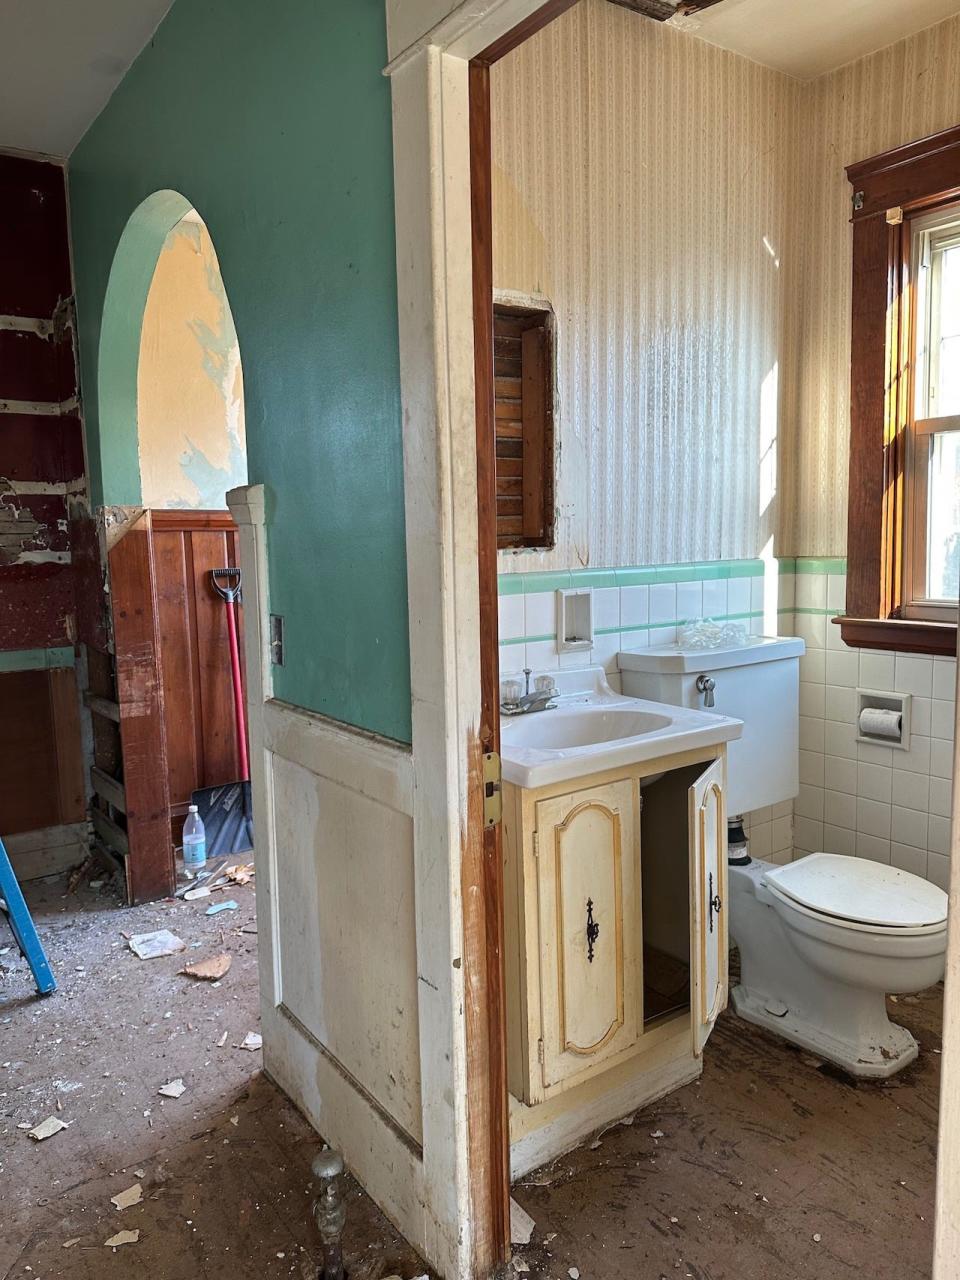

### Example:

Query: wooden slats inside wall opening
xmin=494 ymin=304 xmax=555 ymax=549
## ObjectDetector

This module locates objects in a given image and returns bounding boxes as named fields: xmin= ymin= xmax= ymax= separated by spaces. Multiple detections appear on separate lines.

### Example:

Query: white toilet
xmin=619 ymin=635 xmax=949 ymax=1078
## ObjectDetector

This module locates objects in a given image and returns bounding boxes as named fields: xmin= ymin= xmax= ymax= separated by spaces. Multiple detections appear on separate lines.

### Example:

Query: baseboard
xmin=4 ymin=822 xmax=89 ymax=881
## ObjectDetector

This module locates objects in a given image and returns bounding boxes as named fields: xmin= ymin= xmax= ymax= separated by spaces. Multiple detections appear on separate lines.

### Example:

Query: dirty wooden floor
xmin=1 ymin=872 xmax=431 ymax=1280
xmin=512 ymin=980 xmax=942 ymax=1280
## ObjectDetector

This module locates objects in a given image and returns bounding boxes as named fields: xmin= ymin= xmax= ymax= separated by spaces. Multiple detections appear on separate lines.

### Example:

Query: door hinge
xmin=532 ymin=831 xmax=540 ymax=858
xmin=482 ymin=751 xmax=502 ymax=827
xmin=537 ymin=1038 xmax=544 ymax=1064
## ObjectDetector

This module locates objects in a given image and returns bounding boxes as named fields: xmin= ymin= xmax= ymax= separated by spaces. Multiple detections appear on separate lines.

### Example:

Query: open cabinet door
xmin=689 ymin=757 xmax=727 ymax=1056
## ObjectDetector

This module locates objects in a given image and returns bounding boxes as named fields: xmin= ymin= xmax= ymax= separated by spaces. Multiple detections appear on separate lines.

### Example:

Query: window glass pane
xmin=927 ymin=431 xmax=960 ymax=600
xmin=934 ymin=246 xmax=960 ymax=415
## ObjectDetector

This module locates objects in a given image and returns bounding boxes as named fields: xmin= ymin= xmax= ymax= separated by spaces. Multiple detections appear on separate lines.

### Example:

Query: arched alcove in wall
xmin=97 ymin=189 xmax=246 ymax=509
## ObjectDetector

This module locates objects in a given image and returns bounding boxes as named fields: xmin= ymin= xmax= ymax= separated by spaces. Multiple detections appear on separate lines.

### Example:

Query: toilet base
xmin=731 ymin=983 xmax=918 ymax=1080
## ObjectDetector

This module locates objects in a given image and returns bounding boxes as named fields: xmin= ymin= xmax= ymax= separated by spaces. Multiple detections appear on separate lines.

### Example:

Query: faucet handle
xmin=534 ymin=675 xmax=556 ymax=695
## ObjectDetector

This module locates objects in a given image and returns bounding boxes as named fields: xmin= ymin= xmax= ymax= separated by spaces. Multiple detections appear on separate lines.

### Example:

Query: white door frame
xmin=386 ymin=5 xmax=960 ymax=1279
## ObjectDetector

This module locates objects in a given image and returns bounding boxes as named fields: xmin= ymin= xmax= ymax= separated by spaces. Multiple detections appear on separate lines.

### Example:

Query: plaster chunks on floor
xmin=158 ymin=1078 xmax=187 ymax=1098
xmin=180 ymin=953 xmax=231 ymax=981
xmin=129 ymin=930 xmax=185 ymax=959
xmin=110 ymin=1183 xmax=143 ymax=1211
xmin=28 ymin=1116 xmax=68 ymax=1141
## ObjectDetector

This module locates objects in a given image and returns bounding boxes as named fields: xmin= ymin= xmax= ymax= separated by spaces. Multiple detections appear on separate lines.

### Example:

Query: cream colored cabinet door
xmin=535 ymin=779 xmax=640 ymax=1094
xmin=689 ymin=757 xmax=727 ymax=1056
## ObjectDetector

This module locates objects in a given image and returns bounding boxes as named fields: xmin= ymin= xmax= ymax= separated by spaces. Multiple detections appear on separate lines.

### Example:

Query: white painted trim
xmin=0 ymin=478 xmax=85 ymax=495
xmin=263 ymin=699 xmax=414 ymax=816
xmin=386 ymin=0 xmax=556 ymax=69
xmin=0 ymin=396 xmax=78 ymax=416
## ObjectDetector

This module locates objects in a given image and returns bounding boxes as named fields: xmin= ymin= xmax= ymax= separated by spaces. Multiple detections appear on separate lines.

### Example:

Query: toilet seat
xmin=762 ymin=852 xmax=947 ymax=933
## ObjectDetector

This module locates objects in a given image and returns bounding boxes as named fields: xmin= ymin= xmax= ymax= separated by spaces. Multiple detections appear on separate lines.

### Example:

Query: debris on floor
xmin=206 ymin=900 xmax=238 ymax=916
xmin=180 ymin=952 xmax=231 ymax=981
xmin=510 ymin=1197 xmax=535 ymax=1245
xmin=128 ymin=929 xmax=185 ymax=959
xmin=27 ymin=1115 xmax=68 ymax=1141
xmin=240 ymin=1031 xmax=263 ymax=1051
xmin=4 ymin=873 xmax=433 ymax=1280
xmin=158 ymin=1078 xmax=187 ymax=1098
xmin=110 ymin=1183 xmax=143 ymax=1211
xmin=104 ymin=1229 xmax=140 ymax=1248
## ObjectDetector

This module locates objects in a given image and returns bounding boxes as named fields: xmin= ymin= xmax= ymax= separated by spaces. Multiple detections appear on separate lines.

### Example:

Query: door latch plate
xmin=482 ymin=751 xmax=502 ymax=827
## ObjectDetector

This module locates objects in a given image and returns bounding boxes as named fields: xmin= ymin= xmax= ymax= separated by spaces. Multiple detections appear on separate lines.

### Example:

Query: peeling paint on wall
xmin=137 ymin=212 xmax=247 ymax=510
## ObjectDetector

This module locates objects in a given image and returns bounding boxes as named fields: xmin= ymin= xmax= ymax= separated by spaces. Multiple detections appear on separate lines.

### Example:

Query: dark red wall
xmin=0 ymin=154 xmax=84 ymax=649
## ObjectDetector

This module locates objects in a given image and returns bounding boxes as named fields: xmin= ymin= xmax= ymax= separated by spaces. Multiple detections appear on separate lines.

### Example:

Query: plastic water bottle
xmin=183 ymin=804 xmax=207 ymax=870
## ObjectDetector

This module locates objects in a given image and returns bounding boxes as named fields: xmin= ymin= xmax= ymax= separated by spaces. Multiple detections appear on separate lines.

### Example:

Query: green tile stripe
xmin=0 ymin=647 xmax=75 ymax=673
xmin=498 ymin=558 xmax=766 ymax=596
xmin=794 ymin=557 xmax=847 ymax=575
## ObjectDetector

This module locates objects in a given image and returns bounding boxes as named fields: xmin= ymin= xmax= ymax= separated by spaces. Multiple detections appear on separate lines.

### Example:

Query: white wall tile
xmin=800 ymin=649 xmax=825 ymax=684
xmin=498 ymin=593 xmax=525 ymax=640
xmin=825 ymin=649 xmax=859 ymax=688
xmin=800 ymin=682 xmax=825 ymax=719
xmin=793 ymin=816 xmax=823 ymax=853
xmin=499 ymin=643 xmax=527 ymax=676
xmin=727 ymin=578 xmax=751 ymax=614
xmin=559 ymin=647 xmax=591 ymax=668
xmin=823 ymin=822 xmax=857 ymax=857
xmin=891 ymin=805 xmax=928 ymax=850
xmin=856 ymin=797 xmax=891 ymax=838
xmin=856 ymin=832 xmax=890 ymax=863
xmin=751 ymin=577 xmax=765 ymax=612
xmin=932 ymin=699 xmax=955 ymax=740
xmin=796 ymin=575 xmax=827 ymax=610
xmin=676 ymin=581 xmax=702 ymax=622
xmin=796 ymin=785 xmax=824 ymax=820
xmin=899 ymin=736 xmax=931 ymax=775
xmin=894 ymin=654 xmax=933 ymax=698
xmin=701 ymin=579 xmax=727 ymax=618
xmin=857 ymin=739 xmax=893 ymax=768
xmin=794 ymin=613 xmax=826 ymax=650
xmin=824 ymin=685 xmax=857 ymax=723
xmin=825 ymin=719 xmax=858 ymax=760
xmin=931 ymin=736 xmax=954 ymax=780
xmin=526 ymin=639 xmax=560 ymax=670
xmin=524 ymin=591 xmax=555 ymax=636
xmin=648 ymin=623 xmax=677 ymax=646
xmin=826 ymin=574 xmax=846 ymax=611
xmin=929 ymin=776 xmax=953 ymax=818
xmin=772 ymin=815 xmax=793 ymax=853
xmin=824 ymin=789 xmax=857 ymax=830
xmin=749 ymin=821 xmax=773 ymax=859
xmin=620 ymin=585 xmax=649 ymax=629
xmin=933 ymin=658 xmax=957 ymax=703
xmin=928 ymin=815 xmax=951 ymax=856
xmin=592 ymin=631 xmax=622 ymax=673
xmin=857 ymin=762 xmax=892 ymax=803
xmin=891 ymin=843 xmax=927 ymax=877
xmin=649 ymin=583 xmax=676 ymax=625
xmin=825 ymin=618 xmax=847 ymax=651
xmin=927 ymin=851 xmax=951 ymax=889
xmin=799 ymin=715 xmax=825 ymax=753
xmin=892 ymin=769 xmax=929 ymax=812
xmin=825 ymin=755 xmax=858 ymax=793
xmin=799 ymin=750 xmax=824 ymax=787
xmin=593 ymin=586 xmax=621 ymax=630
xmin=911 ymin=697 xmax=932 ymax=737
xmin=859 ymin=651 xmax=895 ymax=690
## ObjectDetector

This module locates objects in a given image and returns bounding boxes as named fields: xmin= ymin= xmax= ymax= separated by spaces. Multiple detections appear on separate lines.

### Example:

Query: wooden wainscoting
xmin=150 ymin=511 xmax=246 ymax=844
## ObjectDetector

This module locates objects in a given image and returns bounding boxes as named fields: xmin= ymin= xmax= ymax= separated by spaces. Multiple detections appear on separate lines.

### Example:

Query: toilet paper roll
xmin=859 ymin=706 xmax=902 ymax=740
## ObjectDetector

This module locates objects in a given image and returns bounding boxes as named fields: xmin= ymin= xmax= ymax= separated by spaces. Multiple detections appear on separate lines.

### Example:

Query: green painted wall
xmin=69 ymin=0 xmax=411 ymax=742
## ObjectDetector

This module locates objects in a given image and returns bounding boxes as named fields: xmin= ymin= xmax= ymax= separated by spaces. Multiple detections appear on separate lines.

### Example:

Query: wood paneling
xmin=0 ymin=668 xmax=85 ymax=837
xmin=151 ymin=512 xmax=244 ymax=835
xmin=493 ymin=306 xmax=554 ymax=548
xmin=109 ymin=517 xmax=173 ymax=904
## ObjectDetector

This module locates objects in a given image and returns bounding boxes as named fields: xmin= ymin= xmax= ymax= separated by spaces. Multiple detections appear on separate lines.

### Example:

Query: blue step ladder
xmin=0 ymin=835 xmax=56 ymax=996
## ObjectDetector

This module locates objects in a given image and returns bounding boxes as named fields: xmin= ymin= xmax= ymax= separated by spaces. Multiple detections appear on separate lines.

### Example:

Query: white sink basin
xmin=501 ymin=667 xmax=742 ymax=789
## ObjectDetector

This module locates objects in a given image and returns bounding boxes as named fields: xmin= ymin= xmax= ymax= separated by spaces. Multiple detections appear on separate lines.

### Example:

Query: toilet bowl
xmin=729 ymin=852 xmax=948 ymax=1078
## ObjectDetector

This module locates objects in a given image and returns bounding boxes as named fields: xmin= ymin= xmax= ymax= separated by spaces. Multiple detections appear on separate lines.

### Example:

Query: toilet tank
xmin=618 ymin=636 xmax=805 ymax=817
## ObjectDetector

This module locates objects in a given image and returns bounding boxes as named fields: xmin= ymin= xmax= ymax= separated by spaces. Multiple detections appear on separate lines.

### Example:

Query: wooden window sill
xmin=836 ymin=616 xmax=957 ymax=657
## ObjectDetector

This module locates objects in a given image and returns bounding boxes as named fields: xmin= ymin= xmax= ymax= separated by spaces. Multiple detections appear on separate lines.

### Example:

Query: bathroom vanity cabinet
xmin=503 ymin=745 xmax=727 ymax=1164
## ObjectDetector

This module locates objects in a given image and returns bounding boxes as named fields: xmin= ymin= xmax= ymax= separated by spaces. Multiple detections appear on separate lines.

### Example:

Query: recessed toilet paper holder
xmin=856 ymin=688 xmax=911 ymax=751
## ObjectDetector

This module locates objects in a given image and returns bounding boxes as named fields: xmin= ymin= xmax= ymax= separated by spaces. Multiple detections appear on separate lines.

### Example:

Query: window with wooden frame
xmin=493 ymin=302 xmax=555 ymax=549
xmin=842 ymin=124 xmax=960 ymax=656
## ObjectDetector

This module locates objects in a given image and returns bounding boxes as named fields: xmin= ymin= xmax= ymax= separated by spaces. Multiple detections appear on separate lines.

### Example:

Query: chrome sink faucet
xmin=501 ymin=668 xmax=558 ymax=716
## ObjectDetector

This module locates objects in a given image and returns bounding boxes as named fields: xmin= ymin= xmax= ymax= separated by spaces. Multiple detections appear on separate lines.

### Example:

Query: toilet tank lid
xmin=618 ymin=635 xmax=804 ymax=674
xmin=763 ymin=853 xmax=948 ymax=928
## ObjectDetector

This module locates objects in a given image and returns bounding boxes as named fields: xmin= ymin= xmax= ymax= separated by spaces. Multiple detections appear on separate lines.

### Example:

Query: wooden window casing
xmin=493 ymin=303 xmax=555 ymax=549
xmin=842 ymin=124 xmax=960 ymax=656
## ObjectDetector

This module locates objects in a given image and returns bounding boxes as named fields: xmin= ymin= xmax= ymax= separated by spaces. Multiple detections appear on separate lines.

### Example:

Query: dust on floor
xmin=511 ymin=986 xmax=942 ymax=1280
xmin=1 ymin=871 xmax=431 ymax=1279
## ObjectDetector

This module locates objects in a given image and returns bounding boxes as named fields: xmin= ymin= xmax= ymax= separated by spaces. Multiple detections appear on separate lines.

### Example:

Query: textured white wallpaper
xmin=789 ymin=16 xmax=960 ymax=556
xmin=492 ymin=1 xmax=960 ymax=567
